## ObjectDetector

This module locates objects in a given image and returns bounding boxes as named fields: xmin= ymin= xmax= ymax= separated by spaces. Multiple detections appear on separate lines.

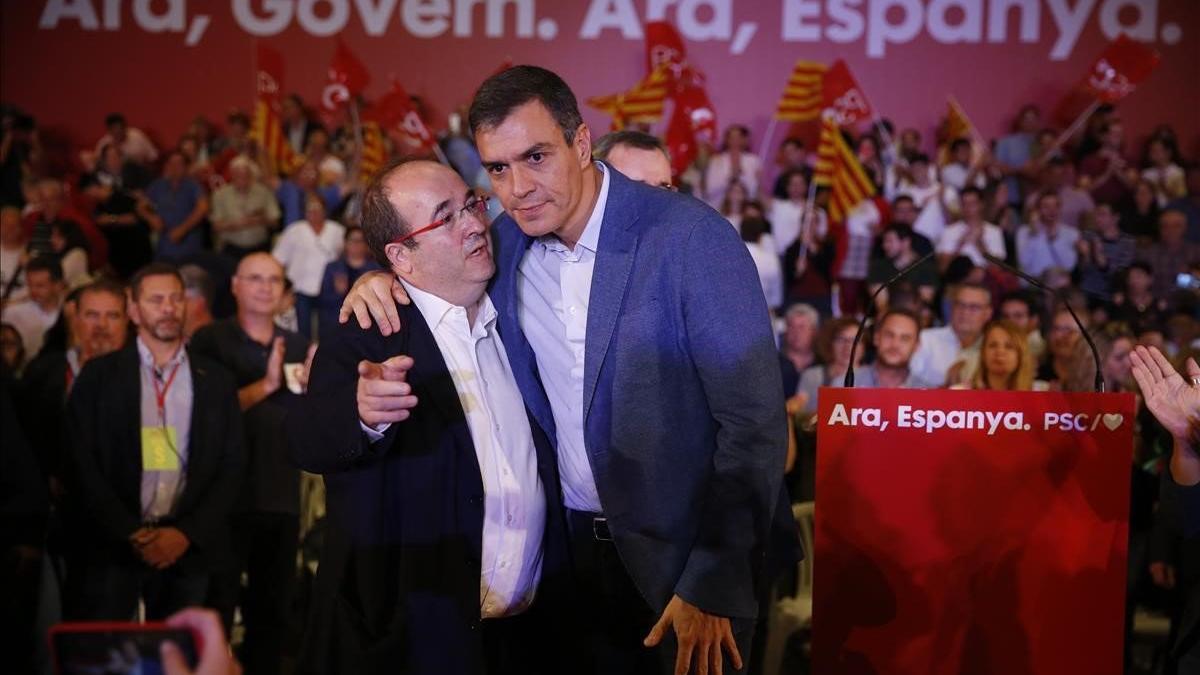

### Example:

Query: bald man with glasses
xmin=287 ymin=159 xmax=572 ymax=674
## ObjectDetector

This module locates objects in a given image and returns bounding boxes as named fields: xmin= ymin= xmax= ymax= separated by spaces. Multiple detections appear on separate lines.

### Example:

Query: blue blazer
xmin=489 ymin=167 xmax=788 ymax=619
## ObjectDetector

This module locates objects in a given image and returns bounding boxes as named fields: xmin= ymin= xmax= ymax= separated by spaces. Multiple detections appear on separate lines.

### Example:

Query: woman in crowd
xmin=719 ymin=181 xmax=749 ymax=233
xmin=80 ymin=143 xmax=151 ymax=279
xmin=1141 ymin=137 xmax=1186 ymax=207
xmin=704 ymin=124 xmax=761 ymax=208
xmin=1120 ymin=179 xmax=1161 ymax=241
xmin=797 ymin=317 xmax=862 ymax=414
xmin=740 ymin=215 xmax=782 ymax=315
xmin=964 ymin=319 xmax=1043 ymax=391
xmin=48 ymin=220 xmax=92 ymax=290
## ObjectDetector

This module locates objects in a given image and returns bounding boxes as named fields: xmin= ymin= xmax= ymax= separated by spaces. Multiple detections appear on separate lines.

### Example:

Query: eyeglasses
xmin=392 ymin=194 xmax=490 ymax=245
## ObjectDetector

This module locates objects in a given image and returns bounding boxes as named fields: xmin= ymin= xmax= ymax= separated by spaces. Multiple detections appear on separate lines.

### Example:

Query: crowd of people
xmin=1 ymin=68 xmax=1198 ymax=674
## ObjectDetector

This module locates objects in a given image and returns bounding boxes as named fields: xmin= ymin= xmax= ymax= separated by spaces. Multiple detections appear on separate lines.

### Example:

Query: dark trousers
xmin=210 ymin=512 xmax=299 ymax=675
xmin=565 ymin=509 xmax=753 ymax=675
xmin=65 ymin=557 xmax=208 ymax=621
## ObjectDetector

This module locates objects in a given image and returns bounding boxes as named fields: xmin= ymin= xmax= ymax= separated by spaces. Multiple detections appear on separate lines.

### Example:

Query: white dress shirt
xmin=369 ymin=282 xmax=546 ymax=618
xmin=909 ymin=325 xmax=981 ymax=387
xmin=516 ymin=163 xmax=611 ymax=513
xmin=272 ymin=220 xmax=345 ymax=296
xmin=1016 ymin=222 xmax=1080 ymax=278
xmin=936 ymin=221 xmax=1007 ymax=267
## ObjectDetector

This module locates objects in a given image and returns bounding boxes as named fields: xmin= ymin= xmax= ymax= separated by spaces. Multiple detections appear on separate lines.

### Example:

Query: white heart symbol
xmin=1102 ymin=414 xmax=1123 ymax=431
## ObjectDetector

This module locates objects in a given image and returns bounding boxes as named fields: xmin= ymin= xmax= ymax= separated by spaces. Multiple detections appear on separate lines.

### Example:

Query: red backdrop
xmin=815 ymin=387 xmax=1135 ymax=674
xmin=2 ymin=1 xmax=1198 ymax=165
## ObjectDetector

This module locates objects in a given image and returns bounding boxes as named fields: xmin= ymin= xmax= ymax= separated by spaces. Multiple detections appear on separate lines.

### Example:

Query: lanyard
xmin=152 ymin=362 xmax=182 ymax=419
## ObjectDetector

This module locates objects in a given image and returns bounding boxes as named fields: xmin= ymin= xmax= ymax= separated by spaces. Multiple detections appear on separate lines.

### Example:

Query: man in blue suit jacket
xmin=343 ymin=66 xmax=786 ymax=674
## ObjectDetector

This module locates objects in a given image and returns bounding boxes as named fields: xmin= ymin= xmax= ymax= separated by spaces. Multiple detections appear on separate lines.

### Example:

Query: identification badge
xmin=141 ymin=427 xmax=180 ymax=471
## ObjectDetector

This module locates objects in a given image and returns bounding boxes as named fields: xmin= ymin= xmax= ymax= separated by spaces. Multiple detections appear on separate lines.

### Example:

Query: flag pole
xmin=795 ymin=171 xmax=820 ymax=265
xmin=759 ymin=117 xmax=779 ymax=166
xmin=1041 ymin=99 xmax=1101 ymax=160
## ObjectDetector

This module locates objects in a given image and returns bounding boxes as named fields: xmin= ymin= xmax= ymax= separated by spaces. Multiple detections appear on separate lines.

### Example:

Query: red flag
xmin=664 ymin=83 xmax=717 ymax=176
xmin=322 ymin=40 xmax=370 ymax=113
xmin=821 ymin=60 xmax=873 ymax=127
xmin=255 ymin=43 xmax=285 ymax=101
xmin=1082 ymin=34 xmax=1161 ymax=103
xmin=367 ymin=80 xmax=436 ymax=154
xmin=645 ymin=21 xmax=687 ymax=75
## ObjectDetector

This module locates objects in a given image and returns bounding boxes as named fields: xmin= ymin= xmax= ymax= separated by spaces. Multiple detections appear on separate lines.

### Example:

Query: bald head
xmin=232 ymin=252 xmax=286 ymax=318
xmin=361 ymin=159 xmax=468 ymax=263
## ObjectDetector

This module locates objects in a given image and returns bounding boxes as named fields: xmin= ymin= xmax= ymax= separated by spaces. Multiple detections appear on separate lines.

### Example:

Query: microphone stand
xmin=982 ymin=253 xmax=1104 ymax=393
xmin=843 ymin=250 xmax=936 ymax=388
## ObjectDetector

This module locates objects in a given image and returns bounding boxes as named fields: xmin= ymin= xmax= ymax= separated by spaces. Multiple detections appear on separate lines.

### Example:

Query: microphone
xmin=843 ymin=250 xmax=936 ymax=388
xmin=981 ymin=252 xmax=1104 ymax=393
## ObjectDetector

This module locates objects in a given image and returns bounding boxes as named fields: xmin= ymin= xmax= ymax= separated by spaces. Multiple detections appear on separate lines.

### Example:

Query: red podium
xmin=813 ymin=387 xmax=1135 ymax=675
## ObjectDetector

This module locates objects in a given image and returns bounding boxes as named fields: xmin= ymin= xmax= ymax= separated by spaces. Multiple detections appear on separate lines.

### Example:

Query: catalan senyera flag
xmin=358 ymin=121 xmax=387 ymax=183
xmin=813 ymin=114 xmax=875 ymax=223
xmin=774 ymin=60 xmax=827 ymax=122
xmin=251 ymin=44 xmax=305 ymax=175
xmin=587 ymin=64 xmax=672 ymax=129
xmin=938 ymin=96 xmax=984 ymax=165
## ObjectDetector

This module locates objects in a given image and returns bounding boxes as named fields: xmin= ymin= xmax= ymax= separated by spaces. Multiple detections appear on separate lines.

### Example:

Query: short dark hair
xmin=739 ymin=216 xmax=771 ymax=244
xmin=909 ymin=152 xmax=931 ymax=165
xmin=227 ymin=110 xmax=250 ymax=128
xmin=1037 ymin=190 xmax=1061 ymax=205
xmin=105 ymin=113 xmax=126 ymax=128
xmin=78 ymin=279 xmax=126 ymax=306
xmin=25 ymin=256 xmax=63 ymax=282
xmin=593 ymin=130 xmax=668 ymax=161
xmin=882 ymin=224 xmax=914 ymax=242
xmin=891 ymin=195 xmax=915 ymax=209
xmin=781 ymin=137 xmax=804 ymax=150
xmin=950 ymin=138 xmax=971 ymax=153
xmin=999 ymin=289 xmax=1040 ymax=316
xmin=129 ymin=262 xmax=184 ymax=300
xmin=343 ymin=225 xmax=365 ymax=242
xmin=360 ymin=158 xmax=420 ymax=264
xmin=960 ymin=186 xmax=984 ymax=202
xmin=469 ymin=66 xmax=583 ymax=144
xmin=878 ymin=308 xmax=920 ymax=333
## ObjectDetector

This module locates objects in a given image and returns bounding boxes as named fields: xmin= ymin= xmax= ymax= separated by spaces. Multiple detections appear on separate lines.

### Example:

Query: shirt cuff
xmin=360 ymin=420 xmax=391 ymax=443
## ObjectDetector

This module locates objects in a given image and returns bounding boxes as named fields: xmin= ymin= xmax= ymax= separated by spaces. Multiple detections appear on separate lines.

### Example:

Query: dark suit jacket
xmin=17 ymin=349 xmax=70 ymax=483
xmin=63 ymin=344 xmax=245 ymax=573
xmin=287 ymin=300 xmax=571 ymax=675
xmin=489 ymin=166 xmax=788 ymax=620
xmin=1163 ymin=476 xmax=1200 ymax=659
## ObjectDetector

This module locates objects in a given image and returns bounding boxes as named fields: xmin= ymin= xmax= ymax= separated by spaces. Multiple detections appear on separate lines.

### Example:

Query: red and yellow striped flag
xmin=358 ymin=121 xmax=387 ymax=184
xmin=774 ymin=60 xmax=827 ymax=122
xmin=251 ymin=99 xmax=305 ymax=175
xmin=251 ymin=44 xmax=305 ymax=175
xmin=587 ymin=64 xmax=672 ymax=129
xmin=813 ymin=114 xmax=875 ymax=223
xmin=938 ymin=96 xmax=984 ymax=165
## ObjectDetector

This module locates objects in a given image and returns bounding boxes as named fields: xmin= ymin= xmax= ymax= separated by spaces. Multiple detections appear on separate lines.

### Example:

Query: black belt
xmin=566 ymin=509 xmax=613 ymax=542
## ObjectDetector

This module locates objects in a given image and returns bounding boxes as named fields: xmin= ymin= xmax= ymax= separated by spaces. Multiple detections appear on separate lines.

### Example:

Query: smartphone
xmin=49 ymin=622 xmax=199 ymax=675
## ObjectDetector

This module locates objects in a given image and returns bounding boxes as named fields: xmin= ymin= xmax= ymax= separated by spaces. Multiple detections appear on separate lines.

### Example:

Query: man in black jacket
xmin=288 ymin=159 xmax=572 ymax=674
xmin=63 ymin=263 xmax=243 ymax=620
